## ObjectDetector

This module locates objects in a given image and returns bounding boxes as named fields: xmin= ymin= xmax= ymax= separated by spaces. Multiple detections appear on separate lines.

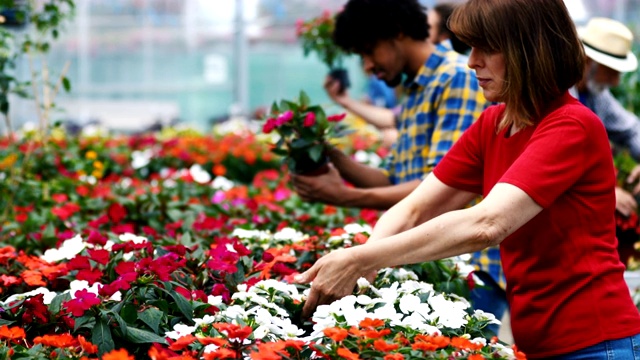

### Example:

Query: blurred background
xmin=2 ymin=0 xmax=640 ymax=133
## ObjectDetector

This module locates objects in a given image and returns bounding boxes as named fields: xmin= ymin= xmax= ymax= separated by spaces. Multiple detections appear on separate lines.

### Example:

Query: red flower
xmin=64 ymin=289 xmax=101 ymax=317
xmin=88 ymin=248 xmax=110 ymax=265
xmin=51 ymin=193 xmax=68 ymax=203
xmin=303 ymin=112 xmax=316 ymax=127
xmin=51 ymin=203 xmax=81 ymax=221
xmin=108 ymin=203 xmax=127 ymax=223
xmin=22 ymin=294 xmax=50 ymax=324
xmin=327 ymin=113 xmax=346 ymax=122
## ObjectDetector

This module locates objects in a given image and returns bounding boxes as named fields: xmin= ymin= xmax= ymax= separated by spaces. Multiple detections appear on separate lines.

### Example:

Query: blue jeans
xmin=469 ymin=271 xmax=509 ymax=336
xmin=550 ymin=333 xmax=640 ymax=359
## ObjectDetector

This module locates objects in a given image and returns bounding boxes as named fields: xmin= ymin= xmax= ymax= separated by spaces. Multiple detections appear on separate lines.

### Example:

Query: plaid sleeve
xmin=595 ymin=90 xmax=640 ymax=160
xmin=423 ymin=68 xmax=486 ymax=175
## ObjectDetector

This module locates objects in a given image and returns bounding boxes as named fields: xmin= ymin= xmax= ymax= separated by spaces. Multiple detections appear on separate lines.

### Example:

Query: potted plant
xmin=262 ymin=90 xmax=351 ymax=176
xmin=296 ymin=10 xmax=350 ymax=92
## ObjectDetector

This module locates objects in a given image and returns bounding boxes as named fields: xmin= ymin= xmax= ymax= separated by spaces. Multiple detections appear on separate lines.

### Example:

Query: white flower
xmin=131 ymin=149 xmax=153 ymax=169
xmin=274 ymin=227 xmax=306 ymax=242
xmin=232 ymin=228 xmax=271 ymax=240
xmin=212 ymin=176 xmax=234 ymax=191
xmin=194 ymin=315 xmax=216 ymax=327
xmin=165 ymin=323 xmax=197 ymax=339
xmin=399 ymin=294 xmax=421 ymax=314
xmin=343 ymin=223 xmax=372 ymax=234
xmin=208 ymin=295 xmax=223 ymax=307
xmin=428 ymin=294 xmax=469 ymax=329
xmin=356 ymin=277 xmax=370 ymax=291
xmin=119 ymin=233 xmax=148 ymax=244
xmin=41 ymin=234 xmax=86 ymax=263
xmin=473 ymin=309 xmax=502 ymax=325
xmin=2 ymin=287 xmax=57 ymax=305
xmin=190 ymin=164 xmax=212 ymax=184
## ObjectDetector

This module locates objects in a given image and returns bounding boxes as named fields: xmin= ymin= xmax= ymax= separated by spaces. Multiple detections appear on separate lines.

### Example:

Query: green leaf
xmin=92 ymin=318 xmax=114 ymax=356
xmin=124 ymin=326 xmax=168 ymax=345
xmin=139 ymin=307 xmax=163 ymax=333
xmin=161 ymin=287 xmax=193 ymax=322
xmin=48 ymin=292 xmax=70 ymax=315
xmin=0 ymin=319 xmax=14 ymax=326
xmin=109 ymin=310 xmax=129 ymax=338
xmin=299 ymin=91 xmax=310 ymax=108
xmin=291 ymin=138 xmax=313 ymax=149
xmin=62 ymin=77 xmax=71 ymax=92
xmin=73 ymin=314 xmax=95 ymax=331
xmin=309 ymin=144 xmax=325 ymax=162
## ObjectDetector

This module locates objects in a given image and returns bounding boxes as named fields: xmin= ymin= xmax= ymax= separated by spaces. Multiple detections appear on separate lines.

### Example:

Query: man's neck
xmin=404 ymin=40 xmax=436 ymax=79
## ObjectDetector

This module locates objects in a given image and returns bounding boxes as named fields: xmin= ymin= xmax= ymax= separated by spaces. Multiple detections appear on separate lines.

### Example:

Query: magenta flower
xmin=327 ymin=113 xmax=347 ymax=122
xmin=303 ymin=112 xmax=316 ymax=127
xmin=64 ymin=289 xmax=101 ymax=317
xmin=275 ymin=110 xmax=294 ymax=126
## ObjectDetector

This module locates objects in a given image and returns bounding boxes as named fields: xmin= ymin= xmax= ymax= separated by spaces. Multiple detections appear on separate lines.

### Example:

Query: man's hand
xmin=627 ymin=164 xmax=640 ymax=195
xmin=324 ymin=76 xmax=350 ymax=106
xmin=615 ymin=186 xmax=638 ymax=216
xmin=291 ymin=164 xmax=349 ymax=205
xmin=294 ymin=247 xmax=370 ymax=318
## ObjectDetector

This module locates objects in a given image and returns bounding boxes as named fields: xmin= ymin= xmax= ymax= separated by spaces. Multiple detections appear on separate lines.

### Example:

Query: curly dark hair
xmin=333 ymin=0 xmax=429 ymax=54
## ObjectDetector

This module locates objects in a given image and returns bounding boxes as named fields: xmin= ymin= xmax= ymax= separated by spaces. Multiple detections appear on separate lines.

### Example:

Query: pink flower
xmin=262 ymin=118 xmax=276 ymax=134
xmin=327 ymin=113 xmax=347 ymax=122
xmin=303 ymin=112 xmax=316 ymax=127
xmin=64 ymin=289 xmax=101 ymax=317
xmin=275 ymin=110 xmax=294 ymax=126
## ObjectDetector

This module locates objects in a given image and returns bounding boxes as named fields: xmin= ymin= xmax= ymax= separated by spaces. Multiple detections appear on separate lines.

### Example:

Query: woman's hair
xmin=449 ymin=0 xmax=585 ymax=130
xmin=433 ymin=3 xmax=471 ymax=55
xmin=334 ymin=0 xmax=429 ymax=55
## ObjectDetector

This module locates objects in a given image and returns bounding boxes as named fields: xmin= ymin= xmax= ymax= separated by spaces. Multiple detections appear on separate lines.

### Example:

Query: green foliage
xmin=296 ymin=11 xmax=348 ymax=69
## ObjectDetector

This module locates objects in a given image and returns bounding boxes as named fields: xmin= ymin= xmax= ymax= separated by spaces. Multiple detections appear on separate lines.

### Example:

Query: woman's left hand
xmin=294 ymin=247 xmax=370 ymax=318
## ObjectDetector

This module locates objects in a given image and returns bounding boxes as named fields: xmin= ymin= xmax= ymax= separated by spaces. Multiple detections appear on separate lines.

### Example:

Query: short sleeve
xmin=433 ymin=109 xmax=487 ymax=194
xmin=500 ymin=114 xmax=595 ymax=208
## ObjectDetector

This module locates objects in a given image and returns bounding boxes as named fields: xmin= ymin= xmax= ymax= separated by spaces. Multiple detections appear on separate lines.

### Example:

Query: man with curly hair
xmin=292 ymin=0 xmax=487 ymax=211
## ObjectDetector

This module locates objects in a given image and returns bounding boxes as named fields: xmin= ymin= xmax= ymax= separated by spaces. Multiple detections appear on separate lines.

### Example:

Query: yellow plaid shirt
xmin=382 ymin=45 xmax=487 ymax=184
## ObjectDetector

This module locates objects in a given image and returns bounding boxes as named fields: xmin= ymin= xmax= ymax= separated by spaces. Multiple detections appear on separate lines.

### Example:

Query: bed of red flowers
xmin=0 ymin=126 xmax=524 ymax=359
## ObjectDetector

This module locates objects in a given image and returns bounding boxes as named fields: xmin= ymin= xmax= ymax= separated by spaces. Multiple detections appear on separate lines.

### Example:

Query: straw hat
xmin=578 ymin=17 xmax=638 ymax=73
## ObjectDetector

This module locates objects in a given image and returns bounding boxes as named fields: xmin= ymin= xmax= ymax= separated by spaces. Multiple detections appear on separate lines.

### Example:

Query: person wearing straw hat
xmin=571 ymin=17 xmax=640 ymax=265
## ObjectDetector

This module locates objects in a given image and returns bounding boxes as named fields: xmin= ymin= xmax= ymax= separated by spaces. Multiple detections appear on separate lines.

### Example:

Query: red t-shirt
xmin=434 ymin=92 xmax=640 ymax=358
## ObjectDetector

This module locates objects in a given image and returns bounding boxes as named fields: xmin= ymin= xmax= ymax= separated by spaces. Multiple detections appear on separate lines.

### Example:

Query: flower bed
xmin=0 ymin=128 xmax=524 ymax=359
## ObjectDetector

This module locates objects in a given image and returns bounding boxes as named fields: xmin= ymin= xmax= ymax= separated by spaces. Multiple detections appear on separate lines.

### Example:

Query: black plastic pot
xmin=328 ymin=68 xmax=351 ymax=93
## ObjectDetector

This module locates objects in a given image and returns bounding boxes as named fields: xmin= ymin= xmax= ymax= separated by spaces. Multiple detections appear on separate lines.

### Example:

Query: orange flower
xmin=170 ymin=334 xmax=197 ymax=350
xmin=362 ymin=328 xmax=391 ymax=339
xmin=197 ymin=336 xmax=227 ymax=347
xmin=78 ymin=335 xmax=98 ymax=354
xmin=336 ymin=347 xmax=360 ymax=360
xmin=412 ymin=334 xmax=450 ymax=351
xmin=451 ymin=336 xmax=483 ymax=351
xmin=468 ymin=355 xmax=486 ymax=360
xmin=359 ymin=318 xmax=385 ymax=328
xmin=33 ymin=333 xmax=77 ymax=348
xmin=21 ymin=270 xmax=46 ymax=286
xmin=373 ymin=339 xmax=399 ymax=352
xmin=513 ymin=345 xmax=527 ymax=359
xmin=383 ymin=354 xmax=404 ymax=360
xmin=323 ymin=327 xmax=349 ymax=342
xmin=213 ymin=164 xmax=226 ymax=176
xmin=0 ymin=325 xmax=25 ymax=342
xmin=203 ymin=348 xmax=237 ymax=359
xmin=102 ymin=348 xmax=135 ymax=360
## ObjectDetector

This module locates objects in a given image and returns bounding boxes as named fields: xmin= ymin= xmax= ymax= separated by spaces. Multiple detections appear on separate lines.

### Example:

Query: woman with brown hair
xmin=295 ymin=0 xmax=640 ymax=358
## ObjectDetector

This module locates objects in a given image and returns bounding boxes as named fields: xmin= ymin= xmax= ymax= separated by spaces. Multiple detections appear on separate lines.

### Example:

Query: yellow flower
xmin=85 ymin=150 xmax=97 ymax=160
xmin=0 ymin=153 xmax=17 ymax=169
xmin=93 ymin=161 xmax=104 ymax=170
xmin=91 ymin=169 xmax=103 ymax=179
